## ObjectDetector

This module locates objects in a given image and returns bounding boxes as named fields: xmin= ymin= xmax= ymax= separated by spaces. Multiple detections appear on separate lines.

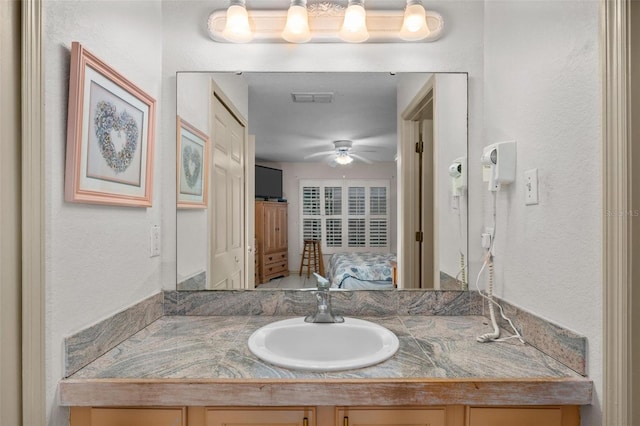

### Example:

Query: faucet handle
xmin=313 ymin=272 xmax=331 ymax=290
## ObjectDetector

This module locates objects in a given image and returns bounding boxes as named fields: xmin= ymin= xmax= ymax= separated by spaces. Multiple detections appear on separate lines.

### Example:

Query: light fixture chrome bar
xmin=346 ymin=0 xmax=365 ymax=6
xmin=207 ymin=4 xmax=445 ymax=43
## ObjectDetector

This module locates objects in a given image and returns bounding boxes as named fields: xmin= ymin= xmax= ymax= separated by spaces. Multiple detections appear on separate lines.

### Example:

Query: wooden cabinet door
xmin=70 ymin=407 xmax=185 ymax=426
xmin=261 ymin=203 xmax=287 ymax=253
xmin=275 ymin=204 xmax=288 ymax=251
xmin=467 ymin=407 xmax=579 ymax=426
xmin=204 ymin=407 xmax=315 ymax=426
xmin=336 ymin=407 xmax=446 ymax=426
xmin=263 ymin=204 xmax=279 ymax=253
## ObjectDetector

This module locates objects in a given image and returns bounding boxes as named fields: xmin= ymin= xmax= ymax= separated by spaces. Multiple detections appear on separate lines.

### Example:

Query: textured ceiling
xmin=245 ymin=72 xmax=400 ymax=163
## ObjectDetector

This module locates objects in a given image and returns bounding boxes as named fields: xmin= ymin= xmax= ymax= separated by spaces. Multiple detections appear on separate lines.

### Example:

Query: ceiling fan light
xmin=339 ymin=0 xmax=369 ymax=43
xmin=335 ymin=153 xmax=354 ymax=165
xmin=399 ymin=0 xmax=430 ymax=41
xmin=222 ymin=0 xmax=254 ymax=43
xmin=282 ymin=0 xmax=311 ymax=43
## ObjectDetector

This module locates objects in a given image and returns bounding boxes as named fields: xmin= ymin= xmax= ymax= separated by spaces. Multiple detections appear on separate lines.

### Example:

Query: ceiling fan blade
xmin=350 ymin=153 xmax=373 ymax=164
xmin=352 ymin=144 xmax=380 ymax=152
xmin=303 ymin=150 xmax=335 ymax=159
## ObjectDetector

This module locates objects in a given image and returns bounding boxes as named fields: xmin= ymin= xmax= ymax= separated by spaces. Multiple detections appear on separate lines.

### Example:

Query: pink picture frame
xmin=176 ymin=116 xmax=210 ymax=209
xmin=65 ymin=41 xmax=156 ymax=207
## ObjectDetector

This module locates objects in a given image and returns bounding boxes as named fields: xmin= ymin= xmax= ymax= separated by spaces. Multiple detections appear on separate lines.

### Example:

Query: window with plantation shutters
xmin=370 ymin=187 xmax=387 ymax=215
xmin=369 ymin=219 xmax=388 ymax=247
xmin=326 ymin=218 xmax=342 ymax=247
xmin=302 ymin=186 xmax=320 ymax=215
xmin=348 ymin=187 xmax=365 ymax=215
xmin=300 ymin=179 xmax=389 ymax=253
xmin=369 ymin=186 xmax=388 ymax=247
xmin=302 ymin=218 xmax=321 ymax=241
xmin=348 ymin=218 xmax=366 ymax=247
xmin=324 ymin=187 xmax=342 ymax=215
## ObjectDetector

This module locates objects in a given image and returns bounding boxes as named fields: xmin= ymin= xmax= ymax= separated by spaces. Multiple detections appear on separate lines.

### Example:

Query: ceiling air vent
xmin=291 ymin=92 xmax=334 ymax=103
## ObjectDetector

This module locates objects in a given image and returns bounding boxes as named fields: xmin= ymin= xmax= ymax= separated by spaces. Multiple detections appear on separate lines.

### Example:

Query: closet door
xmin=210 ymin=93 xmax=246 ymax=290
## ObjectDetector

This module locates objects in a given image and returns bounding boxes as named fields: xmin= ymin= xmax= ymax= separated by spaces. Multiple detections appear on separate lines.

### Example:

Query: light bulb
xmin=335 ymin=153 xmax=354 ymax=165
xmin=222 ymin=1 xmax=253 ymax=43
xmin=399 ymin=1 xmax=430 ymax=41
xmin=339 ymin=1 xmax=369 ymax=43
xmin=282 ymin=1 xmax=311 ymax=43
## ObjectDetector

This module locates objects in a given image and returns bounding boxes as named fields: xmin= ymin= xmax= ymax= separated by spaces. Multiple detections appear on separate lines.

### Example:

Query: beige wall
xmin=631 ymin=0 xmax=640 ymax=419
xmin=0 ymin=1 xmax=22 ymax=424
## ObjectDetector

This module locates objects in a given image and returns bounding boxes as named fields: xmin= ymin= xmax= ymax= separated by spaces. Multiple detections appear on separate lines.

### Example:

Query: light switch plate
xmin=525 ymin=168 xmax=539 ymax=205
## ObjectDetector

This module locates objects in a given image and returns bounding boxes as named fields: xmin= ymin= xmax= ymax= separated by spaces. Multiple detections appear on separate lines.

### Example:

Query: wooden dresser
xmin=255 ymin=201 xmax=289 ymax=284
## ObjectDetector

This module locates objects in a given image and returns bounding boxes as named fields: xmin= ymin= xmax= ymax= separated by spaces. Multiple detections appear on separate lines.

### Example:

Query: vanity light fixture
xmin=282 ymin=0 xmax=312 ymax=43
xmin=339 ymin=0 xmax=369 ymax=43
xmin=208 ymin=1 xmax=444 ymax=44
xmin=221 ymin=0 xmax=253 ymax=43
xmin=399 ymin=0 xmax=430 ymax=41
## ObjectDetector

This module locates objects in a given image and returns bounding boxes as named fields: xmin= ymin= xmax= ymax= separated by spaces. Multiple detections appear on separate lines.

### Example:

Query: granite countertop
xmin=58 ymin=315 xmax=593 ymax=407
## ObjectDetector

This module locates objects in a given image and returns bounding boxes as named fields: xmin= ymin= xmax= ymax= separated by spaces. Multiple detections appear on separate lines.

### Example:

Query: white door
xmin=210 ymin=93 xmax=246 ymax=290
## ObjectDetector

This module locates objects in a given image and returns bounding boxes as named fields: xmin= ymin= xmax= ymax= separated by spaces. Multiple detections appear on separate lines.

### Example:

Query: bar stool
xmin=299 ymin=240 xmax=325 ymax=278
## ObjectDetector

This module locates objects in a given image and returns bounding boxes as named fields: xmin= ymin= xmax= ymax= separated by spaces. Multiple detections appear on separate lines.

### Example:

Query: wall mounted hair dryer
xmin=449 ymin=156 xmax=466 ymax=197
xmin=481 ymin=141 xmax=516 ymax=191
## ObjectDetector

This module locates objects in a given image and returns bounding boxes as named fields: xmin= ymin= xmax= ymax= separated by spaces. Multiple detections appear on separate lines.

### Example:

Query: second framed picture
xmin=177 ymin=116 xmax=210 ymax=208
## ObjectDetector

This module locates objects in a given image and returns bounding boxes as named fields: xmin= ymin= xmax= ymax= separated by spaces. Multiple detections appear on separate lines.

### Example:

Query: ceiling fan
xmin=303 ymin=140 xmax=376 ymax=166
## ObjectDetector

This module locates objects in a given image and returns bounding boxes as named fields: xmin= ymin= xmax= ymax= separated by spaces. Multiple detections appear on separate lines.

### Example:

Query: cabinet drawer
xmin=264 ymin=251 xmax=287 ymax=265
xmin=205 ymin=407 xmax=315 ymax=426
xmin=467 ymin=407 xmax=569 ymax=426
xmin=70 ymin=407 xmax=185 ymax=426
xmin=336 ymin=407 xmax=445 ymax=426
xmin=264 ymin=260 xmax=288 ymax=276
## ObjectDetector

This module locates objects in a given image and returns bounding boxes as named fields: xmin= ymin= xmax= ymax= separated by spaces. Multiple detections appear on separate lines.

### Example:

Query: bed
xmin=327 ymin=252 xmax=397 ymax=290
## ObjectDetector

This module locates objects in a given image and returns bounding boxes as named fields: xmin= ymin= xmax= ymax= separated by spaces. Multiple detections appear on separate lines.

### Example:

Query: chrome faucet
xmin=305 ymin=273 xmax=344 ymax=323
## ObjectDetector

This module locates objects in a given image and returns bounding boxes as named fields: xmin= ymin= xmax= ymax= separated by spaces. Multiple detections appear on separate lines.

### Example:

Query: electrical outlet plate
xmin=481 ymin=233 xmax=492 ymax=249
xmin=481 ymin=227 xmax=494 ymax=249
xmin=525 ymin=168 xmax=539 ymax=205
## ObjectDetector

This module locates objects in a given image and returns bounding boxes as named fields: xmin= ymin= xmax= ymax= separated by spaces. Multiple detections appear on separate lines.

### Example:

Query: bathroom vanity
xmin=68 ymin=405 xmax=580 ymax=426
xmin=59 ymin=314 xmax=592 ymax=426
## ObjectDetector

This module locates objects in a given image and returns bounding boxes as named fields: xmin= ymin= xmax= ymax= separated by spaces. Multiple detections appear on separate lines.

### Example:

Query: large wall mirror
xmin=176 ymin=72 xmax=468 ymax=291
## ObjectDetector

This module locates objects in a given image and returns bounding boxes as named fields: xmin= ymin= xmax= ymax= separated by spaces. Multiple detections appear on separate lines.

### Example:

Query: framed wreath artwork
xmin=65 ymin=42 xmax=156 ymax=207
xmin=176 ymin=116 xmax=209 ymax=208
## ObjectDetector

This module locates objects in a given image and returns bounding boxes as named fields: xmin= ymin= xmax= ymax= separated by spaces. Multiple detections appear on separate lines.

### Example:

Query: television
xmin=255 ymin=165 xmax=283 ymax=199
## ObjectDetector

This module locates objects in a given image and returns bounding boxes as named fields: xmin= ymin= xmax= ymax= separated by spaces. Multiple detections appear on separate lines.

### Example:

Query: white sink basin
xmin=248 ymin=317 xmax=399 ymax=372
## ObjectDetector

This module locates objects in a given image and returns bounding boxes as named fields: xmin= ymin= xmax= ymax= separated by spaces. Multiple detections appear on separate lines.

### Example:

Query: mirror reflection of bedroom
xmin=176 ymin=72 xmax=468 ymax=291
